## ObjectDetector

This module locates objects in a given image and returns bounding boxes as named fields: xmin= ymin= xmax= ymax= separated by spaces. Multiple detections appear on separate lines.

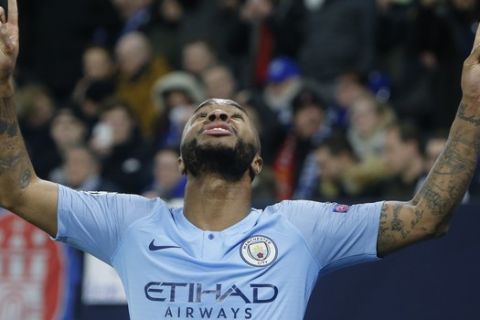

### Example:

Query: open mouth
xmin=202 ymin=123 xmax=234 ymax=137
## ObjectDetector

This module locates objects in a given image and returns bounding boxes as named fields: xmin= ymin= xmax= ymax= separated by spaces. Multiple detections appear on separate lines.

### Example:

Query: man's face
xmin=180 ymin=100 xmax=262 ymax=181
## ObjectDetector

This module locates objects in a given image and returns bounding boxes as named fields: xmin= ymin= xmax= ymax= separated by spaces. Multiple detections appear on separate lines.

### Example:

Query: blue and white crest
xmin=240 ymin=235 xmax=277 ymax=267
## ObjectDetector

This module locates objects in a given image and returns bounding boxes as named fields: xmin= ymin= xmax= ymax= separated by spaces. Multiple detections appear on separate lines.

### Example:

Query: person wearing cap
xmin=262 ymin=56 xmax=303 ymax=126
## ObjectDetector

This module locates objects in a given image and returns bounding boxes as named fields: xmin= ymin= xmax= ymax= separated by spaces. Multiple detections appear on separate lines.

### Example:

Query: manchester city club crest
xmin=240 ymin=235 xmax=278 ymax=267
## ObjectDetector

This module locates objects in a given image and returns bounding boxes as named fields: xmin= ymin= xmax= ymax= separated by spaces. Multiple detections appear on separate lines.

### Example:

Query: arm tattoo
xmin=378 ymin=101 xmax=479 ymax=254
xmin=0 ymin=96 xmax=34 ymax=194
xmin=457 ymin=101 xmax=480 ymax=126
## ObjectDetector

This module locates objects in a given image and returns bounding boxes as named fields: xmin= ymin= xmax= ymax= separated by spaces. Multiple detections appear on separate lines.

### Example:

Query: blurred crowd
xmin=13 ymin=0 xmax=480 ymax=206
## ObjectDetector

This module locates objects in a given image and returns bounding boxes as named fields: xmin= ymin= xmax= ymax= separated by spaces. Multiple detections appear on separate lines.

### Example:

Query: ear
xmin=251 ymin=154 xmax=263 ymax=176
xmin=178 ymin=157 xmax=186 ymax=175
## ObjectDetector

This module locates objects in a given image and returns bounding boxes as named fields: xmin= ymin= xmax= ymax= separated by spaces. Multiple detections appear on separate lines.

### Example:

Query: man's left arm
xmin=378 ymin=24 xmax=480 ymax=256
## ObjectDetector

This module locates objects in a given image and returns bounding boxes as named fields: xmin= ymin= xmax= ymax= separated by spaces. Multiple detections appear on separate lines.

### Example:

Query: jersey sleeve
xmin=54 ymin=184 xmax=161 ymax=265
xmin=276 ymin=200 xmax=383 ymax=273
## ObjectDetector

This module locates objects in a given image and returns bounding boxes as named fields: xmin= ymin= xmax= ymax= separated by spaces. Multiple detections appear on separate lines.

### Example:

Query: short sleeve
xmin=274 ymin=200 xmax=383 ymax=273
xmin=54 ymin=185 xmax=161 ymax=264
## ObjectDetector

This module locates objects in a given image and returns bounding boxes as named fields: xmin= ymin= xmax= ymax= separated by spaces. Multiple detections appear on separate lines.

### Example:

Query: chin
xmin=181 ymin=137 xmax=257 ymax=182
xmin=199 ymin=136 xmax=237 ymax=148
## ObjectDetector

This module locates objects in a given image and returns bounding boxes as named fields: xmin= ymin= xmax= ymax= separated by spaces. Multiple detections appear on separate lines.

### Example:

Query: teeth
xmin=210 ymin=128 xmax=229 ymax=133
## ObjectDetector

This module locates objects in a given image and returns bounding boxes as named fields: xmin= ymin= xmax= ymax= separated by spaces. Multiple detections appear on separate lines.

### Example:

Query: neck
xmin=183 ymin=173 xmax=253 ymax=231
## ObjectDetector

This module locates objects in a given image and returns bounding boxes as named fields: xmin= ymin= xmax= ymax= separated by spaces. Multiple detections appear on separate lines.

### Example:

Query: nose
xmin=207 ymin=109 xmax=229 ymax=122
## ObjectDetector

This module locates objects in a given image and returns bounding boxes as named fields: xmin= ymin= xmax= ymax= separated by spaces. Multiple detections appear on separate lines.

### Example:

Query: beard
xmin=181 ymin=138 xmax=257 ymax=182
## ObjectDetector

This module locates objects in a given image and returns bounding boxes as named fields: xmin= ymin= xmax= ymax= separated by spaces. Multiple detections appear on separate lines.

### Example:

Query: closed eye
xmin=232 ymin=113 xmax=244 ymax=120
xmin=195 ymin=112 xmax=208 ymax=119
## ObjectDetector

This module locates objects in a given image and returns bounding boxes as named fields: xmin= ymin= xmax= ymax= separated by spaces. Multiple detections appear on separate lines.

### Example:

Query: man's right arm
xmin=0 ymin=0 xmax=58 ymax=237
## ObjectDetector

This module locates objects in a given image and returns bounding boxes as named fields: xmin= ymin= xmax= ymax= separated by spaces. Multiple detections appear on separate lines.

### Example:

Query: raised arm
xmin=377 ymin=24 xmax=480 ymax=256
xmin=0 ymin=0 xmax=58 ymax=236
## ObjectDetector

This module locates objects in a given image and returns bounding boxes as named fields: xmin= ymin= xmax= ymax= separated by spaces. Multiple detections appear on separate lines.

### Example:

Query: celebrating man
xmin=1 ymin=0 xmax=480 ymax=319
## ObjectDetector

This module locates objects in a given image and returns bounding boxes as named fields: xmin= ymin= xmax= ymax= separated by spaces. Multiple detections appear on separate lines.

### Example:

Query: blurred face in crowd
xmin=112 ymin=0 xmax=153 ymax=19
xmin=202 ymin=65 xmax=236 ymax=99
xmin=101 ymin=106 xmax=134 ymax=145
xmin=83 ymin=47 xmax=115 ymax=80
xmin=350 ymin=96 xmax=381 ymax=138
xmin=50 ymin=111 xmax=86 ymax=149
xmin=315 ymin=147 xmax=344 ymax=181
xmin=160 ymin=0 xmax=184 ymax=22
xmin=165 ymin=90 xmax=192 ymax=109
xmin=294 ymin=104 xmax=324 ymax=139
xmin=164 ymin=91 xmax=195 ymax=130
xmin=335 ymin=74 xmax=368 ymax=108
xmin=425 ymin=137 xmax=446 ymax=172
xmin=182 ymin=41 xmax=216 ymax=76
xmin=383 ymin=127 xmax=413 ymax=174
xmin=18 ymin=85 xmax=55 ymax=127
xmin=115 ymin=32 xmax=152 ymax=79
xmin=154 ymin=150 xmax=183 ymax=189
xmin=65 ymin=147 xmax=99 ymax=188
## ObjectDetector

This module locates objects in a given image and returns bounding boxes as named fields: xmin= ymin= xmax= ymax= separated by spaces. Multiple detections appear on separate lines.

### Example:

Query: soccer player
xmin=1 ymin=1 xmax=480 ymax=318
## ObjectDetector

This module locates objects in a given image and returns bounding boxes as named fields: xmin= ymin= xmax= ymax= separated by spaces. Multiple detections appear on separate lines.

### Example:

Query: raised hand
xmin=461 ymin=23 xmax=480 ymax=105
xmin=377 ymin=23 xmax=480 ymax=255
xmin=0 ymin=0 xmax=18 ymax=90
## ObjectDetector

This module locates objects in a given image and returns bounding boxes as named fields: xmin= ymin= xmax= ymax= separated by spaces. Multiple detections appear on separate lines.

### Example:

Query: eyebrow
xmin=194 ymin=99 xmax=248 ymax=115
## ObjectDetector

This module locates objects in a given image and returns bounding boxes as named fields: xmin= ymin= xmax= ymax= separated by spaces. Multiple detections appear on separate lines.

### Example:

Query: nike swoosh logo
xmin=149 ymin=240 xmax=181 ymax=251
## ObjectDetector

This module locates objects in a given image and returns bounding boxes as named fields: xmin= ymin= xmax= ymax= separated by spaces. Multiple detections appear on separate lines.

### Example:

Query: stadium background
xmin=0 ymin=0 xmax=480 ymax=319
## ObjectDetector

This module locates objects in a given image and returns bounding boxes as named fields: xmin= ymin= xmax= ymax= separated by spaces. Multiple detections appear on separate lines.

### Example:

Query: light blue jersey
xmin=55 ymin=185 xmax=383 ymax=320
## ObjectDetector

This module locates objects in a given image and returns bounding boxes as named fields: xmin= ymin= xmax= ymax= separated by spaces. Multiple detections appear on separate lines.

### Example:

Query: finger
xmin=471 ymin=22 xmax=480 ymax=54
xmin=7 ymin=0 xmax=17 ymax=25
xmin=0 ymin=7 xmax=5 ymax=24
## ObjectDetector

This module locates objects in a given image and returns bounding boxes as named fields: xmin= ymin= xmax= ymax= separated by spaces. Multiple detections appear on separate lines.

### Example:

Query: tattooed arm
xmin=377 ymin=25 xmax=480 ymax=256
xmin=0 ymin=0 xmax=58 ymax=236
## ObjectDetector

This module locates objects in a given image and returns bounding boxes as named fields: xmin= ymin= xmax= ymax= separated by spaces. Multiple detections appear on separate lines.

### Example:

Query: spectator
xmin=50 ymin=109 xmax=88 ymax=159
xmin=112 ymin=0 xmax=154 ymax=35
xmin=237 ymin=0 xmax=306 ymax=85
xmin=313 ymin=134 xmax=381 ymax=201
xmin=143 ymin=0 xmax=187 ymax=68
xmin=143 ymin=148 xmax=186 ymax=201
xmin=299 ymin=0 xmax=376 ymax=102
xmin=90 ymin=100 xmax=152 ymax=194
xmin=347 ymin=92 xmax=395 ymax=161
xmin=115 ymin=31 xmax=170 ymax=138
xmin=271 ymin=87 xmax=329 ymax=200
xmin=201 ymin=64 xmax=237 ymax=100
xmin=181 ymin=39 xmax=218 ymax=78
xmin=73 ymin=79 xmax=116 ymax=135
xmin=261 ymin=57 xmax=303 ymax=127
xmin=331 ymin=72 xmax=371 ymax=129
xmin=73 ymin=46 xmax=116 ymax=104
xmin=50 ymin=145 xmax=118 ymax=192
xmin=381 ymin=122 xmax=425 ymax=200
xmin=152 ymin=72 xmax=205 ymax=149
xmin=16 ymin=84 xmax=58 ymax=179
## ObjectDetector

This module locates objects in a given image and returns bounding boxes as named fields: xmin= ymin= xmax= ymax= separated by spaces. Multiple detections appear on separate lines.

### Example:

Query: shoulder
xmin=264 ymin=200 xmax=337 ymax=217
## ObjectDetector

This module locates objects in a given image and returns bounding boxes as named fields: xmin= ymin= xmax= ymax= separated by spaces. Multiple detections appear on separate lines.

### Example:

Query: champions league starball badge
xmin=240 ymin=235 xmax=278 ymax=267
